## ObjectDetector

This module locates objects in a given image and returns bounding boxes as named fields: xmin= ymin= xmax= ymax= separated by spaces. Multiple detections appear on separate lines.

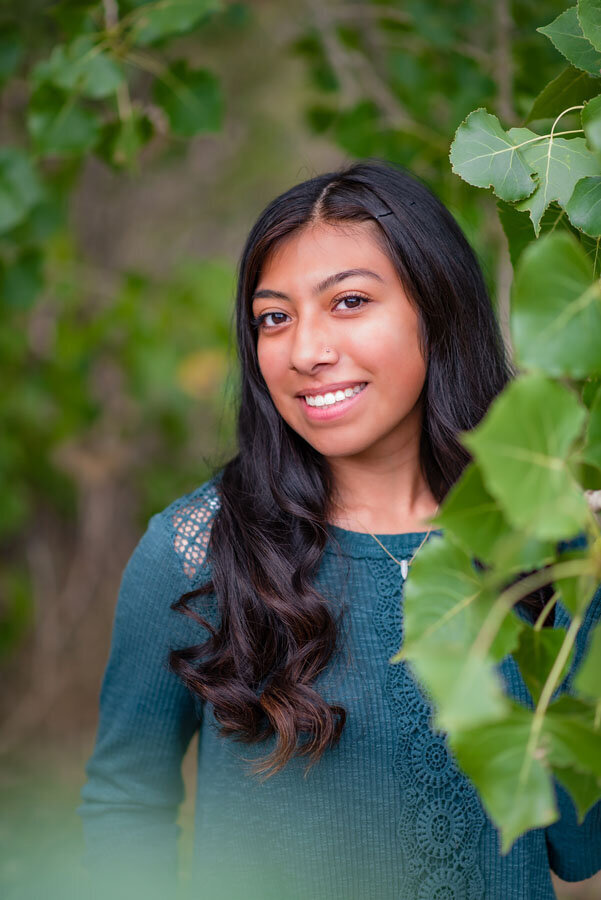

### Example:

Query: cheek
xmin=257 ymin=340 xmax=288 ymax=393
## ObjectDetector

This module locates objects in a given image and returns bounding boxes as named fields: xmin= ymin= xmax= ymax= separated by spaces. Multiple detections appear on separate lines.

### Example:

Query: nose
xmin=288 ymin=313 xmax=337 ymax=373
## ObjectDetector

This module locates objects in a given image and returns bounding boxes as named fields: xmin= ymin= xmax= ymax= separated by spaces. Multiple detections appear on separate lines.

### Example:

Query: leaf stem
xmin=518 ymin=613 xmax=582 ymax=786
xmin=534 ymin=589 xmax=560 ymax=632
xmin=469 ymin=559 xmax=595 ymax=661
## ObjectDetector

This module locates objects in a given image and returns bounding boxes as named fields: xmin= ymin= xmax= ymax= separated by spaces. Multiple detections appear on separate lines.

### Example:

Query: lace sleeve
xmin=166 ymin=479 xmax=221 ymax=583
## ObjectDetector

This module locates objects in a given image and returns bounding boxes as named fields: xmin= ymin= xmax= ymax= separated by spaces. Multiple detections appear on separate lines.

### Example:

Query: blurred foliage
xmin=0 ymin=0 xmax=244 ymax=663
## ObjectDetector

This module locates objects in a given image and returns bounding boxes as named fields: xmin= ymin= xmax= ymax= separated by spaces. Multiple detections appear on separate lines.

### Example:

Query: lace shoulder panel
xmin=163 ymin=478 xmax=221 ymax=582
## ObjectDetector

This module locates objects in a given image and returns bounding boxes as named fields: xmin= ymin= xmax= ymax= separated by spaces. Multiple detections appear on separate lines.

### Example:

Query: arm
xmin=545 ymin=583 xmax=601 ymax=883
xmin=77 ymin=511 xmax=206 ymax=900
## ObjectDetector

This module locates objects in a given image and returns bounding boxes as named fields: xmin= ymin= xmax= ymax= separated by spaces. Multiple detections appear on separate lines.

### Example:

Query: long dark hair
xmin=168 ymin=158 xmax=547 ymax=779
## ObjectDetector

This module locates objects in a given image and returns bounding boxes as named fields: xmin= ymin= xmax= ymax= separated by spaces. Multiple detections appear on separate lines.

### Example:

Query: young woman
xmin=78 ymin=159 xmax=601 ymax=900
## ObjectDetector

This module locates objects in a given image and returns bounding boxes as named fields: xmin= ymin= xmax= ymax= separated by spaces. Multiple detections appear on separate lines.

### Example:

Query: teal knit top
xmin=78 ymin=474 xmax=601 ymax=900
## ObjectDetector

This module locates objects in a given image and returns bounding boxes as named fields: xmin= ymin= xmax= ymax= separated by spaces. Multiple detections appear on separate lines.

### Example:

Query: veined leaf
xmin=538 ymin=7 xmax=601 ymax=75
xmin=581 ymin=93 xmax=601 ymax=150
xmin=524 ymin=65 xmax=601 ymax=124
xmin=511 ymin=230 xmax=601 ymax=377
xmin=578 ymin=0 xmax=601 ymax=54
xmin=461 ymin=373 xmax=589 ymax=539
xmin=509 ymin=130 xmax=600 ymax=236
xmin=450 ymin=703 xmax=559 ymax=853
xmin=566 ymin=174 xmax=601 ymax=235
xmin=449 ymin=108 xmax=537 ymax=202
xmin=397 ymin=532 xmax=523 ymax=670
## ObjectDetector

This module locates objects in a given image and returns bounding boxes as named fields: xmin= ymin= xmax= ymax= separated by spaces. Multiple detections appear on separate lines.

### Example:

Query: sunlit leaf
xmin=509 ymin=130 xmax=600 ymax=236
xmin=461 ymin=373 xmax=589 ymax=540
xmin=511 ymin=230 xmax=601 ymax=377
xmin=450 ymin=108 xmax=537 ymax=202
xmin=450 ymin=703 xmax=558 ymax=854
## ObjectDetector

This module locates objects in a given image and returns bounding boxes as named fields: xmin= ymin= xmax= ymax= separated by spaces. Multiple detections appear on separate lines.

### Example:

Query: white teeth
xmin=304 ymin=383 xmax=367 ymax=407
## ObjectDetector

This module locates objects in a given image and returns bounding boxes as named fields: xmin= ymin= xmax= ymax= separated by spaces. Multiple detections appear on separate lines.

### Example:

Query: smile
xmin=298 ymin=382 xmax=368 ymax=421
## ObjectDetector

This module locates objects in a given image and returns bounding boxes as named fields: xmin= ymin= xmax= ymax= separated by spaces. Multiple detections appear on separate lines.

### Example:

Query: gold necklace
xmin=357 ymin=506 xmax=440 ymax=578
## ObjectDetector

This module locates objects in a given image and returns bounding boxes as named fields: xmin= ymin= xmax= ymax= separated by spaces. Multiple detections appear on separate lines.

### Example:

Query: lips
xmin=295 ymin=380 xmax=367 ymax=398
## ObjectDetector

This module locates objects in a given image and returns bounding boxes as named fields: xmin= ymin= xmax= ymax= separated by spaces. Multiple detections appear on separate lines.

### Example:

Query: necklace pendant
xmin=400 ymin=558 xmax=409 ymax=579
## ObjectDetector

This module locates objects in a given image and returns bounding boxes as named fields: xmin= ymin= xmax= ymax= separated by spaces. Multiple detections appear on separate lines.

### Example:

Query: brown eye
xmin=335 ymin=295 xmax=370 ymax=311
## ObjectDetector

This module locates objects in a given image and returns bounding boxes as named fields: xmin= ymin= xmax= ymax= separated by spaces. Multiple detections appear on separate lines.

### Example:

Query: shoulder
xmin=148 ymin=470 xmax=223 ymax=586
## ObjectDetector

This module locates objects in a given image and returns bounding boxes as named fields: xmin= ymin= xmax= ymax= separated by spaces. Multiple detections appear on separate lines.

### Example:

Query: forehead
xmin=256 ymin=221 xmax=394 ymax=286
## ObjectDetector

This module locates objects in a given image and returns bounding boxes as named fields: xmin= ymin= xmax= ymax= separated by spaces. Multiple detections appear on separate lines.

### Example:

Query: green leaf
xmin=0 ymin=23 xmax=23 ymax=86
xmin=153 ymin=61 xmax=223 ymax=137
xmin=432 ymin=462 xmax=511 ymax=564
xmin=537 ymin=7 xmax=601 ymax=76
xmin=544 ymin=697 xmax=601 ymax=777
xmin=96 ymin=111 xmax=154 ymax=172
xmin=524 ymin=65 xmax=601 ymax=124
xmin=0 ymin=148 xmax=44 ymax=234
xmin=580 ymin=383 xmax=601 ymax=469
xmin=514 ymin=625 xmax=573 ymax=705
xmin=511 ymin=230 xmax=601 ymax=377
xmin=508 ymin=130 xmax=600 ymax=237
xmin=578 ymin=0 xmax=601 ymax=53
xmin=581 ymin=93 xmax=601 ymax=150
xmin=396 ymin=531 xmax=523 ymax=672
xmin=0 ymin=249 xmax=44 ymax=310
xmin=497 ymin=201 xmax=565 ymax=268
xmin=573 ymin=619 xmax=601 ymax=697
xmin=408 ymin=647 xmax=510 ymax=734
xmin=554 ymin=546 xmax=599 ymax=616
xmin=450 ymin=704 xmax=559 ymax=853
xmin=33 ymin=35 xmax=124 ymax=99
xmin=565 ymin=174 xmax=601 ymax=236
xmin=27 ymin=86 xmax=101 ymax=156
xmin=461 ymin=373 xmax=589 ymax=540
xmin=449 ymin=108 xmax=537 ymax=203
xmin=552 ymin=765 xmax=601 ymax=822
xmin=129 ymin=0 xmax=222 ymax=46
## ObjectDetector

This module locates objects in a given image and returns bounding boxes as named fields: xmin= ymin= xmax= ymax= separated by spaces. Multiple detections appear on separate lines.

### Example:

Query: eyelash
xmin=250 ymin=293 xmax=371 ymax=330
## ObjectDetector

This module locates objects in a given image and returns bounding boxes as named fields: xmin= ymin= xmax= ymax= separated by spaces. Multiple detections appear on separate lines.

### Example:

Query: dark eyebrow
xmin=251 ymin=268 xmax=385 ymax=303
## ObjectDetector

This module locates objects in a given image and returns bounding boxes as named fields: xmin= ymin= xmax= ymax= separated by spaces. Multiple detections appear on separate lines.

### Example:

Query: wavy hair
xmin=168 ymin=158 xmax=549 ymax=779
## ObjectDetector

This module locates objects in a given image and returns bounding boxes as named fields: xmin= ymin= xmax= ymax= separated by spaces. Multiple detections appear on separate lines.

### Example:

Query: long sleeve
xmin=545 ymin=582 xmax=601 ymax=882
xmin=77 ymin=511 xmax=205 ymax=900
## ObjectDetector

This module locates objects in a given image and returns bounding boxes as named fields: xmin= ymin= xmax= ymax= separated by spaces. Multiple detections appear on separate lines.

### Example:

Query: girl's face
xmin=251 ymin=221 xmax=427 ymax=462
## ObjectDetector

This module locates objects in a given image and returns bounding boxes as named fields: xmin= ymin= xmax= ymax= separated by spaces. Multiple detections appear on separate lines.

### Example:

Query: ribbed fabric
xmin=78 ymin=473 xmax=601 ymax=900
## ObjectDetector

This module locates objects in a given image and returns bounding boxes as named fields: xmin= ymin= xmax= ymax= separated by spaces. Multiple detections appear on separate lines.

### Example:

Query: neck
xmin=326 ymin=428 xmax=438 ymax=534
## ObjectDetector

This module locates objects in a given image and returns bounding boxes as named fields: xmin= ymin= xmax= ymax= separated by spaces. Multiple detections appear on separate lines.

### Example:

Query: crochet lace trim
xmin=367 ymin=557 xmax=486 ymax=899
xmin=167 ymin=479 xmax=221 ymax=582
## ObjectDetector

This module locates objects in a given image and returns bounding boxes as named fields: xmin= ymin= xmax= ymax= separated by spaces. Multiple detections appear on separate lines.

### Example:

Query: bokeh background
xmin=0 ymin=1 xmax=599 ymax=897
